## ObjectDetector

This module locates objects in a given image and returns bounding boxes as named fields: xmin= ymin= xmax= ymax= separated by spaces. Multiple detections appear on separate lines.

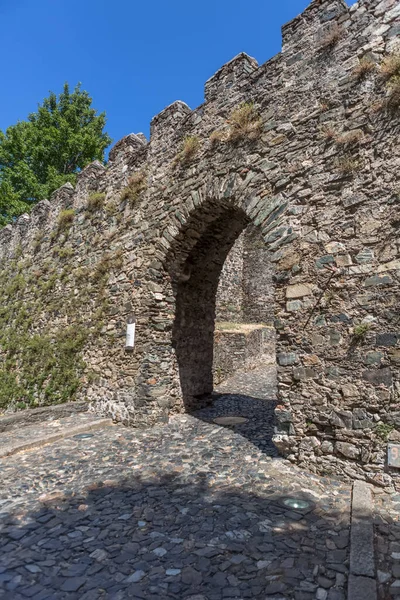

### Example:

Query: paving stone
xmin=0 ymin=414 xmax=352 ymax=599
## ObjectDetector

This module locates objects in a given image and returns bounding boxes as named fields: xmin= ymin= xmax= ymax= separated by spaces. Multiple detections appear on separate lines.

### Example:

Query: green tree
xmin=0 ymin=83 xmax=111 ymax=225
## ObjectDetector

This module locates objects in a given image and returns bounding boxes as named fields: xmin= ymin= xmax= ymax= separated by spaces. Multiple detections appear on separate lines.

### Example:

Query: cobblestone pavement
xmin=215 ymin=364 xmax=277 ymax=401
xmin=0 ymin=398 xmax=351 ymax=600
xmin=373 ymin=488 xmax=400 ymax=600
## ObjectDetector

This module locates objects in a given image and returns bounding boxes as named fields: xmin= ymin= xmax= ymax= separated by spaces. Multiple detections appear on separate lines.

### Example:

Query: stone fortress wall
xmin=0 ymin=0 xmax=399 ymax=486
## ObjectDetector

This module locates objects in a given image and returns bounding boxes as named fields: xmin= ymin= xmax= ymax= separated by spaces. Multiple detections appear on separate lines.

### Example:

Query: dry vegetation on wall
xmin=318 ymin=24 xmax=342 ymax=51
xmin=209 ymin=102 xmax=263 ymax=146
xmin=120 ymin=170 xmax=147 ymax=205
xmin=335 ymin=129 xmax=364 ymax=146
xmin=352 ymin=57 xmax=376 ymax=81
xmin=86 ymin=192 xmax=106 ymax=212
xmin=380 ymin=52 xmax=400 ymax=112
xmin=209 ymin=129 xmax=227 ymax=146
xmin=57 ymin=208 xmax=75 ymax=231
xmin=335 ymin=155 xmax=362 ymax=175
xmin=380 ymin=52 xmax=400 ymax=81
xmin=227 ymin=102 xmax=263 ymax=142
xmin=173 ymin=135 xmax=201 ymax=167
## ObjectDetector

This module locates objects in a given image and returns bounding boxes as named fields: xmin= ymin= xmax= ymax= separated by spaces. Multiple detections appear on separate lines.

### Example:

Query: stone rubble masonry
xmin=0 ymin=0 xmax=399 ymax=486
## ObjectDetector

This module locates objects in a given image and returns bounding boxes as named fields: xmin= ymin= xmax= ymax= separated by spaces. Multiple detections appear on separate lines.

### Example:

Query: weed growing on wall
xmin=318 ymin=24 xmax=343 ymax=51
xmin=352 ymin=57 xmax=376 ymax=81
xmin=335 ymin=155 xmax=362 ymax=175
xmin=380 ymin=53 xmax=400 ymax=81
xmin=227 ymin=103 xmax=263 ymax=142
xmin=209 ymin=130 xmax=227 ymax=147
xmin=173 ymin=136 xmax=201 ymax=167
xmin=86 ymin=192 xmax=106 ymax=212
xmin=379 ymin=53 xmax=400 ymax=114
xmin=352 ymin=322 xmax=371 ymax=340
xmin=335 ymin=129 xmax=364 ymax=146
xmin=375 ymin=422 xmax=394 ymax=441
xmin=120 ymin=171 xmax=147 ymax=205
xmin=57 ymin=209 xmax=75 ymax=231
xmin=386 ymin=77 xmax=400 ymax=112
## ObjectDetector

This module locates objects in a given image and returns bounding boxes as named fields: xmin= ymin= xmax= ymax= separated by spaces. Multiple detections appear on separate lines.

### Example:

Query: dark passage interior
xmin=170 ymin=205 xmax=250 ymax=407
xmin=168 ymin=201 xmax=276 ymax=420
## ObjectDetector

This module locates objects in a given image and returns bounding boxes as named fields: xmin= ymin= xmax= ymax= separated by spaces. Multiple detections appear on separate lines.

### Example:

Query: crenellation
xmin=108 ymin=133 xmax=146 ymax=165
xmin=204 ymin=52 xmax=259 ymax=102
xmin=149 ymin=100 xmax=192 ymax=160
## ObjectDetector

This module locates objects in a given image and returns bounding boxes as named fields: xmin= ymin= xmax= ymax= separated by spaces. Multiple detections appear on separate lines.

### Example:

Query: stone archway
xmin=163 ymin=195 xmax=279 ymax=413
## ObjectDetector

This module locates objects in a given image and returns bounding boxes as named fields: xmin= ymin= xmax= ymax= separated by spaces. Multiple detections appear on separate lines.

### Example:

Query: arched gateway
xmin=0 ymin=0 xmax=399 ymax=487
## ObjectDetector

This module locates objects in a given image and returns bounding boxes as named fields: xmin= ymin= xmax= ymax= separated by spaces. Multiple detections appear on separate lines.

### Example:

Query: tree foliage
xmin=0 ymin=83 xmax=111 ymax=225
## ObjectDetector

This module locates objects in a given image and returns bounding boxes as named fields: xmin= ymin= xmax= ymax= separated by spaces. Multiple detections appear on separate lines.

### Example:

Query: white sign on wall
xmin=125 ymin=316 xmax=136 ymax=351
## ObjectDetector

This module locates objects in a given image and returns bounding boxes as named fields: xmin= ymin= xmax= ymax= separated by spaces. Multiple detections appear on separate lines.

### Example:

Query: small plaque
xmin=388 ymin=443 xmax=400 ymax=468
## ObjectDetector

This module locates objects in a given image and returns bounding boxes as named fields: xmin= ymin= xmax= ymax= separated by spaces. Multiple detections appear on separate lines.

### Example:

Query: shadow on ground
xmin=0 ymin=470 xmax=349 ymax=600
xmin=193 ymin=393 xmax=279 ymax=457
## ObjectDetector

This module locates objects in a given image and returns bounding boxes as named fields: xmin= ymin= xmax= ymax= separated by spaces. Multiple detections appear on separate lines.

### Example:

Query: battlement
xmin=0 ymin=0 xmax=397 ymax=257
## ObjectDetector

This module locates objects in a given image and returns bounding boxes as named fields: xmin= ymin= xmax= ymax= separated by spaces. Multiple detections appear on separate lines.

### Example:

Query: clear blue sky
xmin=0 ymin=0 xmax=357 ymax=149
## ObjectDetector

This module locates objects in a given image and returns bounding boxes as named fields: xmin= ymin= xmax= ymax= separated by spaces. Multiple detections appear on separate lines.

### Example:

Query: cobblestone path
xmin=0 ymin=399 xmax=351 ymax=600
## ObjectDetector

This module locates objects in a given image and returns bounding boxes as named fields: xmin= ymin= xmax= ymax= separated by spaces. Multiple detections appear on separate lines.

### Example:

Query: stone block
xmin=342 ymin=384 xmax=360 ymax=398
xmin=275 ymin=408 xmax=293 ymax=423
xmin=321 ymin=440 xmax=334 ymax=454
xmin=302 ymin=354 xmax=320 ymax=366
xmin=286 ymin=299 xmax=304 ymax=311
xmin=362 ymin=367 xmax=392 ymax=388
xmin=337 ymin=410 xmax=353 ymax=429
xmin=315 ymin=254 xmax=335 ymax=269
xmin=315 ymin=316 xmax=327 ymax=327
xmin=286 ymin=283 xmax=313 ymax=298
xmin=336 ymin=442 xmax=360 ymax=460
xmin=376 ymin=333 xmax=399 ymax=347
xmin=363 ymin=351 xmax=383 ymax=365
xmin=356 ymin=248 xmax=374 ymax=264
xmin=364 ymin=274 xmax=393 ymax=287
xmin=329 ymin=330 xmax=342 ymax=346
xmin=350 ymin=481 xmax=375 ymax=578
xmin=377 ymin=259 xmax=400 ymax=273
xmin=348 ymin=575 xmax=377 ymax=600
xmin=293 ymin=367 xmax=317 ymax=381
xmin=330 ymin=313 xmax=351 ymax=324
xmin=299 ymin=436 xmax=320 ymax=451
xmin=335 ymin=254 xmax=352 ymax=267
xmin=342 ymin=193 xmax=366 ymax=208
xmin=278 ymin=353 xmax=298 ymax=366
xmin=389 ymin=349 xmax=400 ymax=365
xmin=325 ymin=241 xmax=346 ymax=254
xmin=353 ymin=408 xmax=373 ymax=430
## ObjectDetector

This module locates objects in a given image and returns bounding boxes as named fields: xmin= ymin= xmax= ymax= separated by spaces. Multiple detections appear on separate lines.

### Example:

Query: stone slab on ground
xmin=0 ymin=402 xmax=89 ymax=432
xmin=350 ymin=481 xmax=375 ymax=578
xmin=0 ymin=413 xmax=113 ymax=458
xmin=348 ymin=574 xmax=377 ymax=600
xmin=372 ymin=485 xmax=400 ymax=600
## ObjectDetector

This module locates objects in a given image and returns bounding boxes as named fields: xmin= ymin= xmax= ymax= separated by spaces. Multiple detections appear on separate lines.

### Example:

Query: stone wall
xmin=0 ymin=0 xmax=399 ymax=487
xmin=215 ymin=231 xmax=244 ymax=322
xmin=213 ymin=324 xmax=276 ymax=383
xmin=216 ymin=224 xmax=275 ymax=324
